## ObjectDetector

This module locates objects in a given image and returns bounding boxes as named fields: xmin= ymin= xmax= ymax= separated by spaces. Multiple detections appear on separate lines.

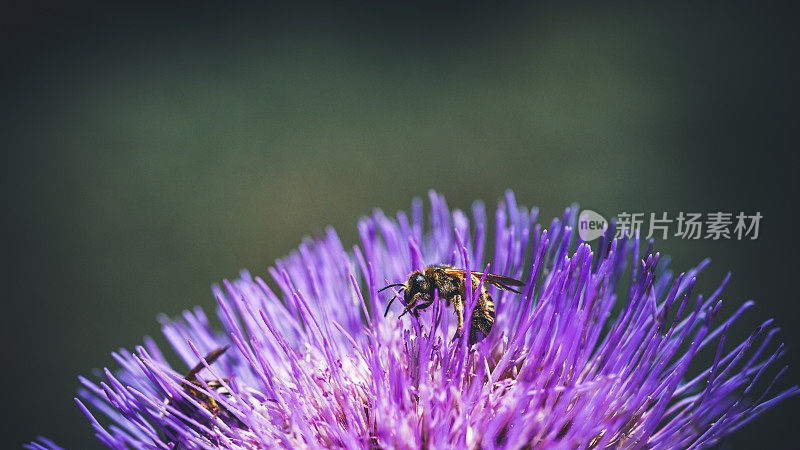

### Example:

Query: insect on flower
xmin=166 ymin=345 xmax=244 ymax=429
xmin=382 ymin=264 xmax=525 ymax=344
xmin=32 ymin=191 xmax=798 ymax=450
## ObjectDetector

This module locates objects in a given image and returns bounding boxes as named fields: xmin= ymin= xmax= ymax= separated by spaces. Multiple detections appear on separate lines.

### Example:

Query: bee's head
xmin=380 ymin=271 xmax=432 ymax=318
xmin=405 ymin=272 xmax=430 ymax=303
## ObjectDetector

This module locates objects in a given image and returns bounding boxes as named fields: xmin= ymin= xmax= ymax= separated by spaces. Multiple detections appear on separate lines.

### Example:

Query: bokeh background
xmin=4 ymin=1 xmax=799 ymax=448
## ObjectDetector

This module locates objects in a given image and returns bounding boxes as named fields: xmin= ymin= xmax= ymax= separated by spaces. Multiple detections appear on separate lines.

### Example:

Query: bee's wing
xmin=185 ymin=345 xmax=230 ymax=381
xmin=440 ymin=268 xmax=525 ymax=294
xmin=482 ymin=274 xmax=525 ymax=294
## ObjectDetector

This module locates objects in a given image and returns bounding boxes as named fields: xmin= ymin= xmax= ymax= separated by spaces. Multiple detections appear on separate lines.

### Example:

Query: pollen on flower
xmin=28 ymin=190 xmax=798 ymax=450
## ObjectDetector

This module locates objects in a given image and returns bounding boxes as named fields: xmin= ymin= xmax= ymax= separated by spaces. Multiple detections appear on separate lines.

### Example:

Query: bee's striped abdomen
xmin=468 ymin=275 xmax=496 ymax=344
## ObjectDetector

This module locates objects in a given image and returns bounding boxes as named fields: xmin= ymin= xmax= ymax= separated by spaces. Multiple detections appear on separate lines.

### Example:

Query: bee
xmin=160 ymin=346 xmax=248 ymax=448
xmin=381 ymin=265 xmax=525 ymax=344
xmin=168 ymin=346 xmax=243 ymax=426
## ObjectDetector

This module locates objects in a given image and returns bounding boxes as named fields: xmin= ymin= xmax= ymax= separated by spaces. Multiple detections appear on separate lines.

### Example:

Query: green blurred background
xmin=4 ymin=1 xmax=798 ymax=448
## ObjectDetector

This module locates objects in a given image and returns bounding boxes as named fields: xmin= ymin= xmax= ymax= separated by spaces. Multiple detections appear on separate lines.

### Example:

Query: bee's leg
xmin=413 ymin=296 xmax=435 ymax=314
xmin=398 ymin=294 xmax=420 ymax=318
xmin=408 ymin=296 xmax=435 ymax=324
xmin=452 ymin=295 xmax=464 ymax=339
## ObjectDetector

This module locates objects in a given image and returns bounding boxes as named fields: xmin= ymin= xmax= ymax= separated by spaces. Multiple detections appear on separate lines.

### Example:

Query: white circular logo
xmin=578 ymin=209 xmax=608 ymax=242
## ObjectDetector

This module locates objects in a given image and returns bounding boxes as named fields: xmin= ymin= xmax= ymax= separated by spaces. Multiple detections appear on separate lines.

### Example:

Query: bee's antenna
xmin=384 ymin=296 xmax=397 ymax=317
xmin=380 ymin=282 xmax=405 ymax=317
xmin=378 ymin=283 xmax=405 ymax=293
xmin=185 ymin=345 xmax=230 ymax=381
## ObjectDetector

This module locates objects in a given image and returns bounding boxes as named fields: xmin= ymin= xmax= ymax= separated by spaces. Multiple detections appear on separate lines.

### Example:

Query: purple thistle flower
xmin=30 ymin=191 xmax=798 ymax=449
